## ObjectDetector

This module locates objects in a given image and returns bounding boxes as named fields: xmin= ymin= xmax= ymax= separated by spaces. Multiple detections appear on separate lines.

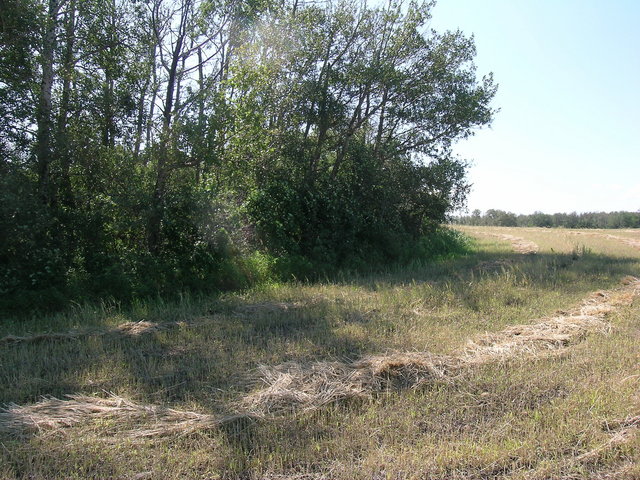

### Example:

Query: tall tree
xmin=35 ymin=0 xmax=60 ymax=204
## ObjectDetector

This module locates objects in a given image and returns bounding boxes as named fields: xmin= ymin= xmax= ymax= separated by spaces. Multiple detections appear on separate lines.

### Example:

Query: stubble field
xmin=1 ymin=226 xmax=639 ymax=479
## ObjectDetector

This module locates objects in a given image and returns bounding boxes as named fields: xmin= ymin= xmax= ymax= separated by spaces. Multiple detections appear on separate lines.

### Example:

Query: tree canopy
xmin=0 ymin=0 xmax=496 ymax=313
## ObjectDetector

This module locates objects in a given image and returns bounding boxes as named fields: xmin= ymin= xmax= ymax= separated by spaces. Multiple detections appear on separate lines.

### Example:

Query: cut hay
xmin=601 ymin=233 xmax=640 ymax=251
xmin=2 ymin=277 xmax=639 ymax=438
xmin=567 ymin=230 xmax=640 ymax=251
xmin=0 ymin=321 xmax=187 ymax=345
xmin=463 ymin=315 xmax=610 ymax=361
xmin=0 ymin=331 xmax=86 ymax=344
xmin=0 ymin=393 xmax=245 ymax=439
xmin=465 ymin=277 xmax=639 ymax=361
xmin=243 ymin=277 xmax=639 ymax=415
xmin=578 ymin=415 xmax=640 ymax=463
xmin=496 ymin=234 xmax=539 ymax=254
xmin=113 ymin=320 xmax=181 ymax=336
xmin=241 ymin=352 xmax=460 ymax=415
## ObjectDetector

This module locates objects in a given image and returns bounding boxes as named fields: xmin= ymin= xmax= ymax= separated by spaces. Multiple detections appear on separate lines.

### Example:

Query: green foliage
xmin=0 ymin=169 xmax=70 ymax=312
xmin=409 ymin=227 xmax=472 ymax=262
xmin=0 ymin=0 xmax=495 ymax=316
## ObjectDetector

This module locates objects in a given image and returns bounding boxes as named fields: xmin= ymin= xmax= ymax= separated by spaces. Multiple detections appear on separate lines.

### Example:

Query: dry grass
xmin=3 ymin=269 xmax=631 ymax=440
xmin=463 ymin=229 xmax=540 ymax=254
xmin=241 ymin=352 xmax=460 ymax=415
xmin=0 ymin=320 xmax=189 ymax=345
xmin=568 ymin=230 xmax=640 ymax=251
xmin=0 ymin=393 xmax=248 ymax=439
xmin=457 ymin=225 xmax=640 ymax=257
xmin=1 ymin=227 xmax=639 ymax=479
xmin=240 ymin=277 xmax=638 ymax=418
xmin=578 ymin=416 xmax=640 ymax=463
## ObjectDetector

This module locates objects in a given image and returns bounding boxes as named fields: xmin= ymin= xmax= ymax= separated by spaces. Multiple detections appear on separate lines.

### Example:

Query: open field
xmin=1 ymin=227 xmax=640 ymax=479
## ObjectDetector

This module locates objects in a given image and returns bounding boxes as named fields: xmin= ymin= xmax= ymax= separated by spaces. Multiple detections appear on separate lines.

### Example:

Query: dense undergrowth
xmin=0 ymin=196 xmax=471 ymax=317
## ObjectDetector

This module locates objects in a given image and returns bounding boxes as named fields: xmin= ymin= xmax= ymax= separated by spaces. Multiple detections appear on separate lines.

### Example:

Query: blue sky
xmin=428 ymin=0 xmax=640 ymax=214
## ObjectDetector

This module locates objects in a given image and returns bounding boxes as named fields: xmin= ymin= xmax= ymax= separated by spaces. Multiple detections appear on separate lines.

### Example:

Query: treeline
xmin=456 ymin=209 xmax=640 ymax=229
xmin=1 ymin=0 xmax=495 ymax=313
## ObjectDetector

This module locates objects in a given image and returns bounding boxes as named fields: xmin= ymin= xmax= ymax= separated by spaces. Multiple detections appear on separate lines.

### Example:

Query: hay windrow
xmin=495 ymin=233 xmax=539 ymax=254
xmin=0 ymin=320 xmax=189 ymax=345
xmin=463 ymin=315 xmax=610 ymax=360
xmin=578 ymin=415 xmax=640 ymax=463
xmin=568 ymin=230 xmax=640 ymax=251
xmin=0 ymin=331 xmax=86 ymax=344
xmin=0 ymin=394 xmax=245 ymax=439
xmin=2 ymin=277 xmax=639 ymax=439
xmin=241 ymin=353 xmax=461 ymax=415
xmin=113 ymin=320 xmax=184 ymax=336
xmin=243 ymin=277 xmax=639 ymax=415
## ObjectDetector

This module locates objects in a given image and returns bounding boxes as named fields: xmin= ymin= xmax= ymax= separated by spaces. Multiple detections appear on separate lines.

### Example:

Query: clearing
xmin=1 ymin=226 xmax=639 ymax=479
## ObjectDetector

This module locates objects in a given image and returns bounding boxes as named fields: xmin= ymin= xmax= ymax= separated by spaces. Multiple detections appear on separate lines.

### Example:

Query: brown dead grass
xmin=568 ymin=231 xmax=640 ymax=251
xmin=498 ymin=233 xmax=540 ymax=254
xmin=241 ymin=352 xmax=460 ymax=415
xmin=577 ymin=415 xmax=640 ymax=463
xmin=463 ymin=315 xmax=610 ymax=361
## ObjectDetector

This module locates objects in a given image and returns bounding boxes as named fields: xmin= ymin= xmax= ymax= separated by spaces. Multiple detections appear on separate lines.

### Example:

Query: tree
xmin=228 ymin=0 xmax=495 ymax=259
xmin=0 ymin=0 xmax=497 ymax=312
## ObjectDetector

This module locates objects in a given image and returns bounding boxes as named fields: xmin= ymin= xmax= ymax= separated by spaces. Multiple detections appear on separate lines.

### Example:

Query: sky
xmin=427 ymin=0 xmax=640 ymax=215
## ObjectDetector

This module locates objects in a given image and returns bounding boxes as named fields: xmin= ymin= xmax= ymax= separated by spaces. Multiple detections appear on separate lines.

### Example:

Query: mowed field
xmin=1 ymin=227 xmax=639 ymax=479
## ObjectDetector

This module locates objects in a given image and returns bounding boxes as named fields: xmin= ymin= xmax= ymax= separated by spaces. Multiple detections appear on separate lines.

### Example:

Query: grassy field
xmin=1 ymin=227 xmax=639 ymax=479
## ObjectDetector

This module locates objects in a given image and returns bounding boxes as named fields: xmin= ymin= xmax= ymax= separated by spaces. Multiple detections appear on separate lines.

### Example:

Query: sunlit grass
xmin=1 ymin=227 xmax=639 ymax=479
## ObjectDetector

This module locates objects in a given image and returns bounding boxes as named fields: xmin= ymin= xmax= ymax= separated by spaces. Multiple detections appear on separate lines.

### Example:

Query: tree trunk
xmin=57 ymin=0 xmax=76 ymax=206
xmin=195 ymin=46 xmax=206 ymax=184
xmin=134 ymin=75 xmax=150 ymax=160
xmin=373 ymin=88 xmax=388 ymax=156
xmin=36 ymin=0 xmax=58 ymax=205
xmin=145 ymin=44 xmax=158 ymax=163
xmin=147 ymin=9 xmax=186 ymax=254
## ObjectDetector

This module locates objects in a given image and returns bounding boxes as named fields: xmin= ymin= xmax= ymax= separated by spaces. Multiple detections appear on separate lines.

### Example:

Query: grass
xmin=1 ymin=227 xmax=639 ymax=479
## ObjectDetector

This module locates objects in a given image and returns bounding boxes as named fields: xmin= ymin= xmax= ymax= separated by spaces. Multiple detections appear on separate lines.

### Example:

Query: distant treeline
xmin=455 ymin=209 xmax=640 ymax=229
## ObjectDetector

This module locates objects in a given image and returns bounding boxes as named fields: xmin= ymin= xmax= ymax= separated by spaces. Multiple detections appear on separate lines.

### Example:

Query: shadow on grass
xmin=0 ymin=294 xmax=382 ymax=406
xmin=1 ymin=246 xmax=639 ymax=478
xmin=1 ymin=247 xmax=638 ymax=406
xmin=339 ymin=248 xmax=639 ymax=291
